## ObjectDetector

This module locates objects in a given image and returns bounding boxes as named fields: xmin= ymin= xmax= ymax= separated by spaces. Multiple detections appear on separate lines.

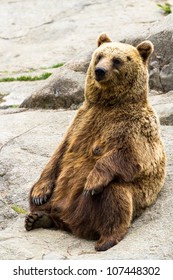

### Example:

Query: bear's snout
xmin=95 ymin=67 xmax=107 ymax=81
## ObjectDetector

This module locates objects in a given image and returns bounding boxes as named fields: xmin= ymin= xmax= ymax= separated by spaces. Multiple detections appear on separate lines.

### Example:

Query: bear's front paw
xmin=83 ymin=167 xmax=111 ymax=196
xmin=31 ymin=180 xmax=54 ymax=206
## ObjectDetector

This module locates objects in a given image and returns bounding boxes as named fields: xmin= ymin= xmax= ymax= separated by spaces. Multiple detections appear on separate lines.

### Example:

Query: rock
xmin=65 ymin=50 xmax=92 ymax=73
xmin=20 ymin=50 xmax=93 ymax=109
xmin=0 ymin=108 xmax=173 ymax=259
xmin=20 ymin=67 xmax=85 ymax=109
xmin=160 ymin=59 xmax=173 ymax=93
xmin=0 ymin=81 xmax=41 ymax=108
xmin=150 ymin=91 xmax=173 ymax=125
xmin=149 ymin=61 xmax=162 ymax=91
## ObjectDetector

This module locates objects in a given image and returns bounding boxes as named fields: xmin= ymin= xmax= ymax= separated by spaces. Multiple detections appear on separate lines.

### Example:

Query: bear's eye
xmin=127 ymin=56 xmax=132 ymax=61
xmin=112 ymin=58 xmax=122 ymax=67
xmin=96 ymin=54 xmax=103 ymax=61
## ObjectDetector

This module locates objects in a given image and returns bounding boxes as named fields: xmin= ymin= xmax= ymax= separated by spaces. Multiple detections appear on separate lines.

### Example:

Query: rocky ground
xmin=0 ymin=0 xmax=173 ymax=260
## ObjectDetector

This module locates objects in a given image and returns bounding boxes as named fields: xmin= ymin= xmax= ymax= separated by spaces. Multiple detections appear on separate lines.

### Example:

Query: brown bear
xmin=25 ymin=33 xmax=166 ymax=251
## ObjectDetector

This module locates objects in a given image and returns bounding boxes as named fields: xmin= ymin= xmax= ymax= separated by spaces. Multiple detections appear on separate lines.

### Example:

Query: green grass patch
xmin=9 ymin=105 xmax=19 ymax=108
xmin=41 ymin=62 xmax=64 ymax=70
xmin=11 ymin=204 xmax=27 ymax=214
xmin=1 ymin=63 xmax=64 ymax=77
xmin=0 ymin=77 xmax=16 ymax=82
xmin=51 ymin=63 xmax=64 ymax=68
xmin=0 ymin=72 xmax=52 ymax=82
xmin=157 ymin=3 xmax=172 ymax=14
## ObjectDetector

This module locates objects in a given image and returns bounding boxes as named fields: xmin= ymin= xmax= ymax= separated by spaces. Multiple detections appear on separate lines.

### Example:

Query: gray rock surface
xmin=1 ymin=0 xmax=173 ymax=260
xmin=150 ymin=91 xmax=173 ymax=125
xmin=0 ymin=81 xmax=42 ymax=108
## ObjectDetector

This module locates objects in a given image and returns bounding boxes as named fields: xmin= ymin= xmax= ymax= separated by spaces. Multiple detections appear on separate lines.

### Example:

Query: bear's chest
xmin=67 ymin=109 xmax=123 ymax=158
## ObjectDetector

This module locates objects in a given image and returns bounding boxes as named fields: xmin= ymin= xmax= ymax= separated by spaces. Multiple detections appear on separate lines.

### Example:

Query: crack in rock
xmin=0 ymin=124 xmax=41 ymax=152
xmin=0 ymin=20 xmax=54 ymax=40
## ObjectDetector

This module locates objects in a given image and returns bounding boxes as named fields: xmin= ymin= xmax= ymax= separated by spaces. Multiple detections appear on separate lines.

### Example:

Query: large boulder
xmin=20 ymin=51 xmax=92 ymax=109
xmin=150 ymin=90 xmax=173 ymax=125
xmin=20 ymin=68 xmax=85 ymax=109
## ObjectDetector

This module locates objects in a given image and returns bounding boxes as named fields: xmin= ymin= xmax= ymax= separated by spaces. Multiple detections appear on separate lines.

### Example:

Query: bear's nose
xmin=95 ymin=67 xmax=107 ymax=81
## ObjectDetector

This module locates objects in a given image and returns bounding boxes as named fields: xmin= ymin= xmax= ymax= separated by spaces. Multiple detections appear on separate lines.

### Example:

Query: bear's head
xmin=85 ymin=33 xmax=153 ymax=106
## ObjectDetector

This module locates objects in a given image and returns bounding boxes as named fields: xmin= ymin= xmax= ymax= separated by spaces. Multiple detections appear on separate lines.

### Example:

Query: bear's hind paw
xmin=25 ymin=212 xmax=53 ymax=231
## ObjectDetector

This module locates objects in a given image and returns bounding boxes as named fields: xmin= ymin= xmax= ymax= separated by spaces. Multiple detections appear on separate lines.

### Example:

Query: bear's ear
xmin=97 ymin=33 xmax=112 ymax=47
xmin=136 ymin=40 xmax=154 ymax=63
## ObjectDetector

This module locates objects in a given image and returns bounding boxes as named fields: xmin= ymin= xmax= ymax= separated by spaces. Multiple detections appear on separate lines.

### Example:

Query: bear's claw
xmin=83 ymin=187 xmax=103 ymax=196
xmin=31 ymin=194 xmax=51 ymax=206
xmin=83 ymin=189 xmax=97 ymax=196
xmin=83 ymin=190 xmax=90 ymax=196
xmin=32 ymin=197 xmax=42 ymax=205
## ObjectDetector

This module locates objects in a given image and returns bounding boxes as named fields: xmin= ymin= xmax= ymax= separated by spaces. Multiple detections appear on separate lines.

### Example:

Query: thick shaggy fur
xmin=25 ymin=33 xmax=166 ymax=251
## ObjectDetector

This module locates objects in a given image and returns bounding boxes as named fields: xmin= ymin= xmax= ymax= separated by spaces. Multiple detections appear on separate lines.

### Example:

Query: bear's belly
xmin=50 ymin=108 xmax=119 ymax=210
xmin=50 ymin=132 xmax=111 ymax=211
xmin=50 ymin=152 xmax=95 ymax=212
xmin=56 ymin=152 xmax=96 ymax=193
xmin=57 ymin=128 xmax=112 ymax=189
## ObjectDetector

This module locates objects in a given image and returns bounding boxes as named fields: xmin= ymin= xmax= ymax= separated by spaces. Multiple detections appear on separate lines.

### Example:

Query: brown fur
xmin=25 ymin=34 xmax=166 ymax=251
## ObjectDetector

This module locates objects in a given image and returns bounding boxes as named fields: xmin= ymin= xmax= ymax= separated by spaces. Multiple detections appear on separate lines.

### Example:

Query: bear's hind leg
xmin=30 ymin=137 xmax=69 ymax=207
xmin=95 ymin=225 xmax=128 ymax=251
xmin=94 ymin=185 xmax=133 ymax=251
